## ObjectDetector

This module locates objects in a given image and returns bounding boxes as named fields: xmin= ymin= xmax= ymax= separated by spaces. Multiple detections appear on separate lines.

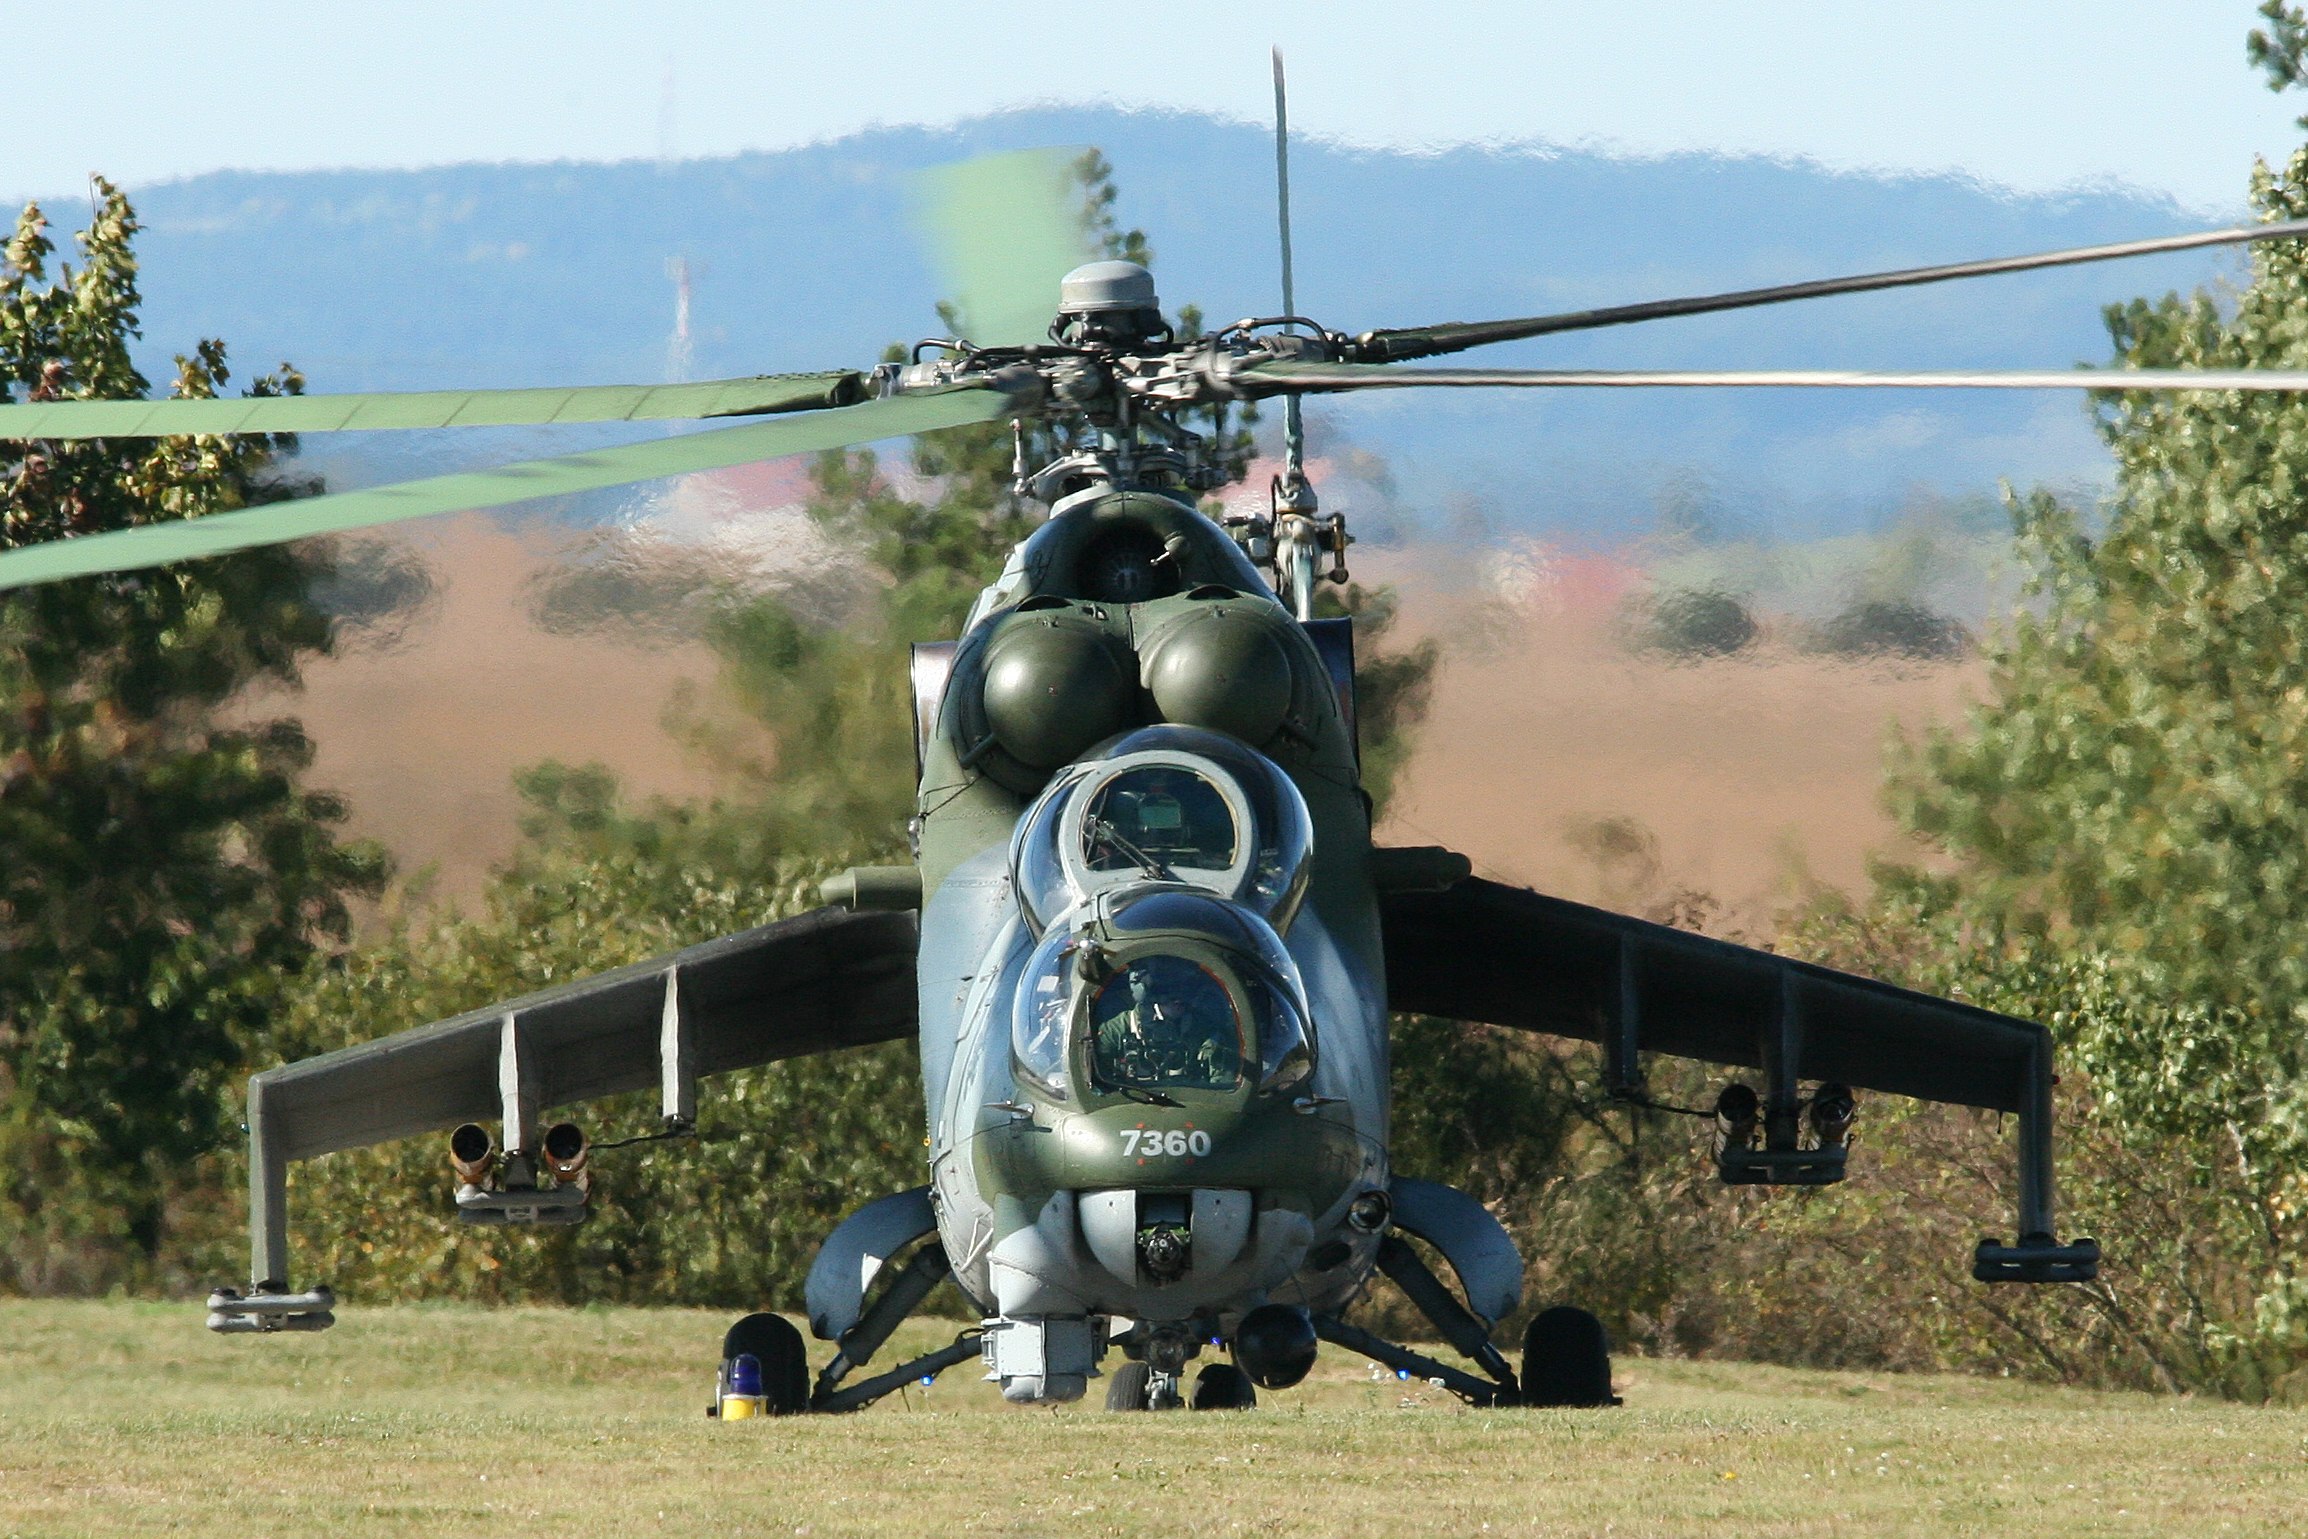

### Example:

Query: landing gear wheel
xmin=1105 ymin=1360 xmax=1153 ymax=1411
xmin=1519 ymin=1305 xmax=1618 ymax=1408
xmin=722 ymin=1312 xmax=810 ymax=1415
xmin=1191 ymin=1362 xmax=1258 ymax=1410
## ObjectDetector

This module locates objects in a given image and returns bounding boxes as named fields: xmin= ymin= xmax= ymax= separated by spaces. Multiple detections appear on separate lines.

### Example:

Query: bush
xmin=1624 ymin=585 xmax=1759 ymax=658
xmin=1807 ymin=598 xmax=1971 ymax=661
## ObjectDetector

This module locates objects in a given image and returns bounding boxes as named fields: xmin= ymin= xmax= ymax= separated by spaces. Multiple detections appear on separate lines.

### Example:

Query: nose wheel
xmin=1105 ymin=1360 xmax=1152 ymax=1409
xmin=1107 ymin=1359 xmax=1256 ymax=1410
xmin=1105 ymin=1360 xmax=1190 ymax=1410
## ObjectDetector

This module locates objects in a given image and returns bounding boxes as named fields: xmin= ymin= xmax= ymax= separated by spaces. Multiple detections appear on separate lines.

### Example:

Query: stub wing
xmin=1381 ymin=875 xmax=2096 ymax=1282
xmin=233 ymin=906 xmax=917 ymax=1304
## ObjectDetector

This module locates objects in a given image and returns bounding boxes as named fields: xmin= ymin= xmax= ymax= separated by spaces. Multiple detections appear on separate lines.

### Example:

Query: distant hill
xmin=33 ymin=106 xmax=2247 ymax=542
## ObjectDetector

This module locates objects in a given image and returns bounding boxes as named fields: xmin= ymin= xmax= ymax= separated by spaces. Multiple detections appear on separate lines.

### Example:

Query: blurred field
xmin=237 ymin=517 xmax=746 ymax=904
xmin=260 ymin=518 xmax=1978 ymax=921
xmin=1382 ymin=605 xmax=1976 ymax=933
xmin=2 ymin=1299 xmax=2301 ymax=1537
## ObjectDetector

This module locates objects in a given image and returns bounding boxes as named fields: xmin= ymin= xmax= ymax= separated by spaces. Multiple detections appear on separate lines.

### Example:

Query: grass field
xmin=2 ymin=1300 xmax=2301 ymax=1537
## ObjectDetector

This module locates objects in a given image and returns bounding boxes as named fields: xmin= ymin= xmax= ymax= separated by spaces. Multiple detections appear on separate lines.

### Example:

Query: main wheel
xmin=722 ymin=1312 xmax=811 ymax=1415
xmin=1191 ymin=1362 xmax=1258 ymax=1410
xmin=1105 ymin=1360 xmax=1153 ymax=1411
xmin=1519 ymin=1305 xmax=1617 ymax=1408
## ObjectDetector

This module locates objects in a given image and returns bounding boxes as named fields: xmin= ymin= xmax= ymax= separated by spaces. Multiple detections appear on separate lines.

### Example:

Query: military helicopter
xmin=10 ymin=55 xmax=2308 ymax=1415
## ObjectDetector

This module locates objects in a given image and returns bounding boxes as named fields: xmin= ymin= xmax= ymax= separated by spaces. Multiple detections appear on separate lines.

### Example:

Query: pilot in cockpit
xmin=1092 ymin=957 xmax=1241 ymax=1090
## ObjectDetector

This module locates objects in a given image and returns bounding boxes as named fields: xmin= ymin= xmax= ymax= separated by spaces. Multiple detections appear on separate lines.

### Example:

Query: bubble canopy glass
xmin=1088 ymin=955 xmax=1242 ymax=1092
xmin=1010 ymin=725 xmax=1313 ymax=936
xmin=1010 ymin=888 xmax=1315 ymax=1103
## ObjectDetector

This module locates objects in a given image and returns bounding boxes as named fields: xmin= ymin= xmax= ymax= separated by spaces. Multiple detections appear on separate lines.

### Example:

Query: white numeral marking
xmin=1119 ymin=1127 xmax=1213 ymax=1158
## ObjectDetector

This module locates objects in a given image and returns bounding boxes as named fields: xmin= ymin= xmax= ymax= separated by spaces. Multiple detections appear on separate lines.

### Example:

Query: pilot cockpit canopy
xmin=1009 ymin=725 xmax=1313 ymax=936
xmin=1010 ymin=887 xmax=1316 ymax=1104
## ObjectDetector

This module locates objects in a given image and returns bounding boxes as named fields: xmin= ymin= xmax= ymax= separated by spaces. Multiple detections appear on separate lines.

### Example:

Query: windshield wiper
xmin=1087 ymin=816 xmax=1175 ymax=882
xmin=1094 ymin=1076 xmax=1182 ymax=1109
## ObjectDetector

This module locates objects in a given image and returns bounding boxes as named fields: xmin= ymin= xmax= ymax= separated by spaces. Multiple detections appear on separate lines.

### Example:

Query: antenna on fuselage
xmin=1272 ymin=47 xmax=1306 ymax=494
xmin=1267 ymin=47 xmax=1343 ymax=621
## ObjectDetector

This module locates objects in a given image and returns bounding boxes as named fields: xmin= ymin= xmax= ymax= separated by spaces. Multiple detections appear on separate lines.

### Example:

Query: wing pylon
xmin=1382 ymin=873 xmax=2099 ymax=1284
xmin=212 ymin=905 xmax=917 ymax=1330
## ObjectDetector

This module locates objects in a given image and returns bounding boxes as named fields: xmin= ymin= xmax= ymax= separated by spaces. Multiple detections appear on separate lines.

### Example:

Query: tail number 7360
xmin=1121 ymin=1127 xmax=1212 ymax=1158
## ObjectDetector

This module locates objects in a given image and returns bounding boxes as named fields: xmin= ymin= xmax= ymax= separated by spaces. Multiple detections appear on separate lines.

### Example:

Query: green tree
xmin=0 ymin=184 xmax=385 ymax=1286
xmin=2250 ymin=2 xmax=2308 ymax=127
xmin=1764 ymin=137 xmax=2308 ymax=1399
xmin=1391 ymin=25 xmax=2308 ymax=1391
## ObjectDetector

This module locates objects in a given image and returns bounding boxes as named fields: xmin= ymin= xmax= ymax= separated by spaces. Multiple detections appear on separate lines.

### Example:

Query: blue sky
xmin=7 ymin=2 xmax=2304 ymax=212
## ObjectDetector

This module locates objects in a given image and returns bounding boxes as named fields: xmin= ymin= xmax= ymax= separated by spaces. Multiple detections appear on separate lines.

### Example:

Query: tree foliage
xmin=2251 ymin=2 xmax=2308 ymax=127
xmin=1397 ymin=53 xmax=2308 ymax=1398
xmin=1762 ymin=142 xmax=2308 ymax=1399
xmin=0 ymin=184 xmax=384 ymax=1283
xmin=1891 ymin=150 xmax=2308 ymax=1180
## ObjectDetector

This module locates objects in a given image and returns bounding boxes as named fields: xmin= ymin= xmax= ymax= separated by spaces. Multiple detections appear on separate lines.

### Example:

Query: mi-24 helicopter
xmin=12 ymin=55 xmax=2308 ymax=1414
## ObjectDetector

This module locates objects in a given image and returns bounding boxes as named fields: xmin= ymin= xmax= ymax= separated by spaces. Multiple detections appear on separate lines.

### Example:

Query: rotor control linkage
xmin=1374 ymin=1234 xmax=1519 ymax=1391
xmin=1312 ymin=1313 xmax=1511 ymax=1408
xmin=810 ymin=1244 xmax=955 ymax=1406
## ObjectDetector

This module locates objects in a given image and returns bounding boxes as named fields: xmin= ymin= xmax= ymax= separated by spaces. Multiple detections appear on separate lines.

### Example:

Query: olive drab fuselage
xmin=910 ymin=485 xmax=1391 ymax=1402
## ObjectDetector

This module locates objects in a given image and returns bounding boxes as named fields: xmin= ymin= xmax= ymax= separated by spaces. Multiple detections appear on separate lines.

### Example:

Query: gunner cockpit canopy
xmin=1010 ymin=725 xmax=1314 ymax=936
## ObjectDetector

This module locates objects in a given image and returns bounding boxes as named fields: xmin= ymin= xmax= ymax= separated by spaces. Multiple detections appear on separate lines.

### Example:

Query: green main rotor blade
xmin=0 ymin=371 xmax=864 ymax=440
xmin=914 ymin=147 xmax=1093 ymax=347
xmin=0 ymin=388 xmax=1004 ymax=592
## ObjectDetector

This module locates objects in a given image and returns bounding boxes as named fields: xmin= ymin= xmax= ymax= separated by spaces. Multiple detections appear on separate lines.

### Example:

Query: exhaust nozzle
xmin=542 ymin=1121 xmax=589 ymax=1183
xmin=449 ymin=1123 xmax=496 ymax=1187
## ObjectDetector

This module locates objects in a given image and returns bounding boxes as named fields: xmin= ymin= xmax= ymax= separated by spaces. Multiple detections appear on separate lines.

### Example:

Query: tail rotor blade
xmin=913 ymin=147 xmax=1094 ymax=347
xmin=0 ymin=389 xmax=1007 ymax=592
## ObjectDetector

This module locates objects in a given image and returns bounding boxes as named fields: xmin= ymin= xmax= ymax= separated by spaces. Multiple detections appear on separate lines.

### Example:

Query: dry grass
xmin=1 ymin=1299 xmax=2301 ymax=1537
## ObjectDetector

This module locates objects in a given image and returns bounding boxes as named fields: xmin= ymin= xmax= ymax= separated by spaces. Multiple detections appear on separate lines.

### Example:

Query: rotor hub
xmin=1056 ymin=260 xmax=1166 ymax=346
